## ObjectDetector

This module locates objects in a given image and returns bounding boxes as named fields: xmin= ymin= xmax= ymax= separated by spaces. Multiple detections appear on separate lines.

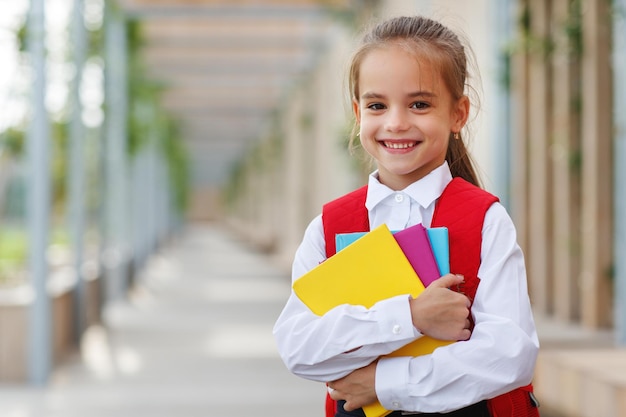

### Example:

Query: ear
xmin=352 ymin=98 xmax=361 ymax=124
xmin=451 ymin=95 xmax=470 ymax=132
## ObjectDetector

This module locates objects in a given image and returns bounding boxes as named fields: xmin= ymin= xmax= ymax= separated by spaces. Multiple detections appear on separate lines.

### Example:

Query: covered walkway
xmin=0 ymin=223 xmax=320 ymax=417
xmin=2 ymin=1 xmax=626 ymax=416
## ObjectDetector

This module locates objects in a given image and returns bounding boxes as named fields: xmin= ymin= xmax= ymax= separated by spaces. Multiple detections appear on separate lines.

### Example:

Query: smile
xmin=382 ymin=141 xmax=418 ymax=149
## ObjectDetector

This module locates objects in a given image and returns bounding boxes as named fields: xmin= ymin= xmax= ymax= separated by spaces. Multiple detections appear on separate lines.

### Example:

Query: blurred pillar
xmin=146 ymin=142 xmax=159 ymax=257
xmin=69 ymin=0 xmax=87 ymax=341
xmin=527 ymin=0 xmax=551 ymax=315
xmin=489 ymin=0 xmax=513 ymax=207
xmin=579 ymin=0 xmax=613 ymax=328
xmin=26 ymin=0 xmax=52 ymax=386
xmin=550 ymin=0 xmax=579 ymax=323
xmin=103 ymin=1 xmax=130 ymax=301
xmin=154 ymin=119 xmax=174 ymax=247
xmin=131 ymin=116 xmax=160 ymax=270
xmin=614 ymin=0 xmax=626 ymax=345
xmin=131 ymin=146 xmax=148 ymax=270
xmin=283 ymin=86 xmax=306 ymax=260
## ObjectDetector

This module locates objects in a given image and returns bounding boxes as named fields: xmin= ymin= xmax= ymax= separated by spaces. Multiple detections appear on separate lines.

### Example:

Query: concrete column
xmin=613 ymin=0 xmax=626 ymax=344
xmin=103 ymin=1 xmax=130 ymax=301
xmin=524 ymin=0 xmax=552 ymax=314
xmin=26 ymin=0 xmax=52 ymax=386
xmin=579 ymin=0 xmax=613 ymax=327
xmin=68 ymin=0 xmax=87 ymax=341
xmin=489 ymin=0 xmax=514 ymax=206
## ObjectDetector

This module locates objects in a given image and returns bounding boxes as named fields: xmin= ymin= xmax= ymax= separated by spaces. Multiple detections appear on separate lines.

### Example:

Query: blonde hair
xmin=347 ymin=15 xmax=481 ymax=186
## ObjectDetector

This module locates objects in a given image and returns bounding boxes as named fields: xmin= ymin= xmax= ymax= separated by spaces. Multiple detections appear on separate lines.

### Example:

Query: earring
xmin=453 ymin=132 xmax=460 ymax=140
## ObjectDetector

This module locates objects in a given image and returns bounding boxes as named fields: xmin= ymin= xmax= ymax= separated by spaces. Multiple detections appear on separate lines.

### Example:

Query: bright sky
xmin=0 ymin=0 xmax=94 ymax=133
xmin=0 ymin=0 xmax=28 ymax=132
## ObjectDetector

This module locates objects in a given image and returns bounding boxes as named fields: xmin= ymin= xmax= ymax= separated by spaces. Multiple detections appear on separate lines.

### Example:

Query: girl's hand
xmin=409 ymin=274 xmax=472 ymax=341
xmin=328 ymin=361 xmax=378 ymax=411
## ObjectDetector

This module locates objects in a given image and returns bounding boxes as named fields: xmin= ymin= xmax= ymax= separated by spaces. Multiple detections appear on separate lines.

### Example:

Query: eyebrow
xmin=361 ymin=91 xmax=436 ymax=100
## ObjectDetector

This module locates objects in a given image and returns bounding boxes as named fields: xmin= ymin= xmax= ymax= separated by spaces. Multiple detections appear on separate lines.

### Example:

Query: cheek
xmin=358 ymin=130 xmax=376 ymax=154
xmin=359 ymin=134 xmax=367 ymax=148
xmin=359 ymin=116 xmax=376 ymax=135
xmin=425 ymin=118 xmax=452 ymax=139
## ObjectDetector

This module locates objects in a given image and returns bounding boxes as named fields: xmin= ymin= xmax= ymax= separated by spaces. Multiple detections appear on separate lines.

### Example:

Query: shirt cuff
xmin=374 ymin=295 xmax=420 ymax=342
xmin=376 ymin=356 xmax=412 ymax=411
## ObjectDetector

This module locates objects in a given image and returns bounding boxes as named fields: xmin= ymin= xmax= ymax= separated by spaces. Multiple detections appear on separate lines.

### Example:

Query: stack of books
xmin=293 ymin=223 xmax=451 ymax=417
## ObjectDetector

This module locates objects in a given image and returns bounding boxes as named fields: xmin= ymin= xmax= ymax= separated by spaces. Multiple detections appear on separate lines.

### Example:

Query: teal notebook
xmin=426 ymin=227 xmax=449 ymax=275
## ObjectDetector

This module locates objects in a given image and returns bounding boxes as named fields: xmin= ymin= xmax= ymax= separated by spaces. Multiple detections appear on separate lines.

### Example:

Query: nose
xmin=384 ymin=107 xmax=410 ymax=132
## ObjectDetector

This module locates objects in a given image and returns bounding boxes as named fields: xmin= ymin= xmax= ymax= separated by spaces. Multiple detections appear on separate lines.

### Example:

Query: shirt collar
xmin=365 ymin=162 xmax=453 ymax=210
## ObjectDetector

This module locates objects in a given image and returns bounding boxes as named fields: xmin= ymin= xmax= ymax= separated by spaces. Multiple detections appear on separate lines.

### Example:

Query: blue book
xmin=426 ymin=227 xmax=449 ymax=275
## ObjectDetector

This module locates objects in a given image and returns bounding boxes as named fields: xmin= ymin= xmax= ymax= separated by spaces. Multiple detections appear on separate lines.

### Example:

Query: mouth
xmin=381 ymin=140 xmax=419 ymax=149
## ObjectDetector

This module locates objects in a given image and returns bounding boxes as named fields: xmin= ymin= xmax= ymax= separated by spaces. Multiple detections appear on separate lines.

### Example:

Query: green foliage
xmin=0 ymin=127 xmax=25 ymax=156
xmin=17 ymin=5 xmax=103 ymax=58
xmin=500 ymin=0 xmax=584 ymax=90
xmin=0 ymin=228 xmax=27 ymax=265
xmin=160 ymin=117 xmax=190 ymax=212
xmin=523 ymin=0 xmax=581 ymax=57
xmin=87 ymin=25 xmax=104 ymax=59
xmin=224 ymin=158 xmax=246 ymax=207
xmin=50 ymin=121 xmax=69 ymax=213
xmin=126 ymin=78 xmax=166 ymax=156
xmin=124 ymin=18 xmax=190 ymax=213
xmin=564 ymin=0 xmax=583 ymax=57
xmin=127 ymin=18 xmax=156 ymax=156
xmin=0 ymin=226 xmax=71 ymax=286
xmin=321 ymin=0 xmax=379 ymax=29
xmin=0 ymin=120 xmax=70 ymax=216
xmin=569 ymin=148 xmax=582 ymax=176
xmin=498 ymin=49 xmax=512 ymax=92
xmin=16 ymin=18 xmax=27 ymax=53
xmin=0 ymin=228 xmax=27 ymax=286
xmin=507 ymin=4 xmax=555 ymax=59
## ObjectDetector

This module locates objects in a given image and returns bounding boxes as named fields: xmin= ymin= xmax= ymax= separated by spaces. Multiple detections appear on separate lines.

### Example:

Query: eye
xmin=410 ymin=101 xmax=430 ymax=110
xmin=366 ymin=102 xmax=386 ymax=111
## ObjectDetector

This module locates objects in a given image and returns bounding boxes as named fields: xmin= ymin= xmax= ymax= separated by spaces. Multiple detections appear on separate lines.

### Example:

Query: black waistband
xmin=335 ymin=400 xmax=490 ymax=417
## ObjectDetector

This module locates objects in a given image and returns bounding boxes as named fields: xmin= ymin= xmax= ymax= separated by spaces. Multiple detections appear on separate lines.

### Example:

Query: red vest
xmin=321 ymin=177 xmax=539 ymax=417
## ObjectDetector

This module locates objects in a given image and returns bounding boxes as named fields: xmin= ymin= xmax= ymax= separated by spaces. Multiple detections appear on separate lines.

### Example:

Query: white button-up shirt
xmin=273 ymin=162 xmax=539 ymax=413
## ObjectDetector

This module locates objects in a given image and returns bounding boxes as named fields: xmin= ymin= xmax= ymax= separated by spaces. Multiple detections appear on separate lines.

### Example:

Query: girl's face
xmin=352 ymin=44 xmax=469 ymax=190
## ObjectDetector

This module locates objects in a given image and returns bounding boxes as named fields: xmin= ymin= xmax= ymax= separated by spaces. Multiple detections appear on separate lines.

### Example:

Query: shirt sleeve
xmin=375 ymin=203 xmax=540 ymax=413
xmin=272 ymin=214 xmax=422 ymax=382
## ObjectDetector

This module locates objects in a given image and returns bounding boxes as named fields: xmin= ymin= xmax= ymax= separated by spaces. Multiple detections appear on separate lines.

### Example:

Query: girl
xmin=273 ymin=15 xmax=540 ymax=417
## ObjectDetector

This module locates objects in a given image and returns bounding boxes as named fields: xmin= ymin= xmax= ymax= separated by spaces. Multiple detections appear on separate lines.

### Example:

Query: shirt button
xmin=395 ymin=193 xmax=404 ymax=203
xmin=392 ymin=324 xmax=402 ymax=334
xmin=392 ymin=401 xmax=401 ymax=409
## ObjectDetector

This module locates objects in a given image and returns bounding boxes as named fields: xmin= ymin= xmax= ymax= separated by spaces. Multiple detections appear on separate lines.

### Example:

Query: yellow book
xmin=293 ymin=224 xmax=452 ymax=417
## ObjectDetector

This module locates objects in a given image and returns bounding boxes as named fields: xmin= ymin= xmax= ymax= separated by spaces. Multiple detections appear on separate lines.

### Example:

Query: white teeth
xmin=383 ymin=141 xmax=416 ymax=149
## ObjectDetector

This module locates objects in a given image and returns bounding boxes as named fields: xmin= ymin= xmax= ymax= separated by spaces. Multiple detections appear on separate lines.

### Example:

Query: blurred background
xmin=0 ymin=0 xmax=625 ymax=416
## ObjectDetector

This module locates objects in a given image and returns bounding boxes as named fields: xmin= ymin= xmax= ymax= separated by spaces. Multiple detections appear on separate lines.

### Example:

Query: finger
xmin=431 ymin=273 xmax=464 ymax=289
xmin=458 ymin=328 xmax=471 ymax=341
xmin=343 ymin=401 xmax=356 ymax=412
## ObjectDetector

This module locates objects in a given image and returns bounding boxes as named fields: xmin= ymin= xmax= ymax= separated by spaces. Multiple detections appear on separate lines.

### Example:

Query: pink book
xmin=393 ymin=223 xmax=441 ymax=287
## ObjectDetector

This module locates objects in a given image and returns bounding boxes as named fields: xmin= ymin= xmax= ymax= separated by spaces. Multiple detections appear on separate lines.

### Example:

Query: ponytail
xmin=446 ymin=133 xmax=481 ymax=187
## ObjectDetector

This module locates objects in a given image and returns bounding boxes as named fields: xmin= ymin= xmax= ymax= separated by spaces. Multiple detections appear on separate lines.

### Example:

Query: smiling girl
xmin=274 ymin=15 xmax=540 ymax=417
